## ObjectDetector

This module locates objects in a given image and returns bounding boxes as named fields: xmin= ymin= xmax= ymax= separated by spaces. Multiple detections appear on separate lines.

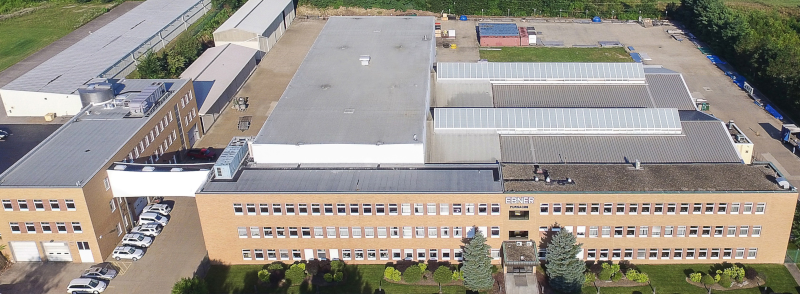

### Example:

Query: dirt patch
xmin=297 ymin=5 xmax=438 ymax=17
xmin=0 ymin=4 xmax=49 ymax=21
xmin=684 ymin=277 xmax=764 ymax=291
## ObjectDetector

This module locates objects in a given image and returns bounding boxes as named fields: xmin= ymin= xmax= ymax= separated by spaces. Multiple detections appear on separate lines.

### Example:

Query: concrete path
xmin=784 ymin=263 xmax=800 ymax=287
xmin=0 ymin=1 xmax=142 ymax=124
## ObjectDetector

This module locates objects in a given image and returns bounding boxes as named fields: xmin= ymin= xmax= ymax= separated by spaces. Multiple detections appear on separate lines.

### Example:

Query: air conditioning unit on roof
xmin=516 ymin=241 xmax=523 ymax=246
xmin=526 ymin=241 xmax=533 ymax=246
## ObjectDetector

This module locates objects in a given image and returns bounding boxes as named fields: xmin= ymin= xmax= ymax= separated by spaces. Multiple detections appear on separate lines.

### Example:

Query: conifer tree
xmin=462 ymin=228 xmax=494 ymax=291
xmin=546 ymin=230 xmax=585 ymax=294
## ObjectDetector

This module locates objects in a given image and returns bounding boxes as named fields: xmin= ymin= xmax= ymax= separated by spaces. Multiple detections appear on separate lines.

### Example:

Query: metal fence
xmin=786 ymin=249 xmax=800 ymax=263
xmin=98 ymin=0 xmax=212 ymax=79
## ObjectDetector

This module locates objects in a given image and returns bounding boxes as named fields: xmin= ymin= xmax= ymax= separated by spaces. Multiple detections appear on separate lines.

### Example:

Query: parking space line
xmin=111 ymin=261 xmax=132 ymax=275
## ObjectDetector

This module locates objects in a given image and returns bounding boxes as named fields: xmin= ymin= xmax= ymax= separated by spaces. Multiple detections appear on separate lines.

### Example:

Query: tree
xmin=546 ymin=230 xmax=585 ymax=294
xmin=403 ymin=264 xmax=423 ymax=283
xmin=330 ymin=260 xmax=345 ymax=274
xmin=462 ymin=228 xmax=494 ymax=291
xmin=257 ymin=269 xmax=270 ymax=283
xmin=137 ymin=51 xmax=167 ymax=79
xmin=285 ymin=263 xmax=307 ymax=286
xmin=701 ymin=274 xmax=716 ymax=285
xmin=384 ymin=266 xmax=401 ymax=282
xmin=172 ymin=277 xmax=208 ymax=294
xmin=434 ymin=265 xmax=453 ymax=293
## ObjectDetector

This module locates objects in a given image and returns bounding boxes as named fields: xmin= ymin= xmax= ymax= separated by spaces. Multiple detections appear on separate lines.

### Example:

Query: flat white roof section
xmin=433 ymin=108 xmax=682 ymax=135
xmin=213 ymin=0 xmax=292 ymax=36
xmin=252 ymin=16 xmax=436 ymax=164
xmin=436 ymin=62 xmax=645 ymax=83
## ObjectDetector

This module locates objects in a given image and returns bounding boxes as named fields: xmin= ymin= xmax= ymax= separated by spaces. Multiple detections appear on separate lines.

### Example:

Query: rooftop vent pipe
xmin=360 ymin=55 xmax=370 ymax=66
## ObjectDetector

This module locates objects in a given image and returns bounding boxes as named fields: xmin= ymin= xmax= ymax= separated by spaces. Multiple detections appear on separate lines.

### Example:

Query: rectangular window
xmin=49 ymin=200 xmax=59 ymax=211
xmin=639 ymin=226 xmax=649 ymax=237
xmin=649 ymin=248 xmax=658 ymax=259
xmin=439 ymin=203 xmax=449 ymax=215
xmin=598 ymin=249 xmax=608 ymax=259
xmin=402 ymin=203 xmax=411 ymax=215
xmin=551 ymin=203 xmax=562 ymax=214
xmin=25 ymin=222 xmax=36 ymax=233
xmin=339 ymin=227 xmax=349 ymax=238
xmin=352 ymin=227 xmax=361 ymax=238
xmin=312 ymin=204 xmax=321 ymax=215
xmin=442 ymin=249 xmax=450 ymax=260
xmin=620 ymin=248 xmax=630 ymax=259
xmin=453 ymin=204 xmax=462 ymax=215
xmin=289 ymin=227 xmax=298 ymax=238
xmin=667 ymin=203 xmax=676 ymax=214
xmin=272 ymin=204 xmax=283 ymax=215
xmin=325 ymin=204 xmax=334 ymax=215
xmin=743 ymin=203 xmax=753 ymax=214
xmin=680 ymin=203 xmax=689 ymax=214
xmin=466 ymin=203 xmax=475 ymax=215
xmin=752 ymin=226 xmax=761 ymax=237
xmin=628 ymin=203 xmax=638 ymax=214
xmin=378 ymin=227 xmax=387 ymax=238
xmin=616 ymin=203 xmax=625 ymax=214
xmin=328 ymin=227 xmax=337 ymax=238
xmin=56 ymin=222 xmax=67 ymax=233
xmin=702 ymin=226 xmax=711 ymax=237
xmin=723 ymin=248 xmax=732 ymax=259
xmin=626 ymin=226 xmax=635 ymax=237
xmin=314 ymin=227 xmax=323 ymax=238
xmin=711 ymin=248 xmax=720 ymax=259
xmin=565 ymin=203 xmax=574 ymax=214
xmin=689 ymin=226 xmax=698 ymax=237
xmin=337 ymin=203 xmax=346 ymax=215
xmin=677 ymin=226 xmax=686 ymax=237
xmin=263 ymin=227 xmax=273 ymax=238
xmin=388 ymin=204 xmax=397 ymax=215
xmin=699 ymin=248 xmax=708 ymax=259
xmin=540 ymin=203 xmax=549 ymax=214
xmin=664 ymin=226 xmax=674 ymax=237
xmin=246 ymin=204 xmax=256 ymax=215
xmin=739 ymin=226 xmax=749 ymax=237
xmin=652 ymin=226 xmax=661 ymax=237
xmin=302 ymin=227 xmax=311 ymax=238
xmin=255 ymin=249 xmax=264 ymax=260
xmin=637 ymin=249 xmax=646 ymax=259
xmin=417 ymin=249 xmax=425 ymax=260
xmin=714 ymin=226 xmax=723 ymax=237
xmin=427 ymin=203 xmax=436 ymax=215
xmin=691 ymin=203 xmax=701 ymax=213
xmin=589 ymin=226 xmax=598 ymax=238
xmin=251 ymin=226 xmax=261 ymax=238
xmin=429 ymin=227 xmax=438 ymax=238
xmin=109 ymin=200 xmax=116 ymax=213
xmin=576 ymin=226 xmax=586 ymax=238
xmin=34 ymin=200 xmax=44 ymax=211
xmin=654 ymin=203 xmax=663 ymax=214
xmin=674 ymin=249 xmax=683 ymax=259
xmin=10 ymin=222 xmax=20 ymax=233
xmin=380 ymin=249 xmax=389 ymax=260
xmin=614 ymin=226 xmax=623 ymax=237
xmin=233 ymin=203 xmax=243 ymax=215
xmin=276 ymin=227 xmax=285 ymax=238
xmin=602 ymin=226 xmax=611 ymax=237
xmin=641 ymin=203 xmax=651 ymax=214
xmin=363 ymin=204 xmax=372 ymax=215
xmin=242 ymin=250 xmax=252 ymax=260
xmin=491 ymin=203 xmax=500 ymax=215
xmin=391 ymin=249 xmax=400 ymax=260
xmin=403 ymin=227 xmax=412 ymax=238
xmin=756 ymin=203 xmax=766 ymax=214
xmin=662 ymin=249 xmax=671 ymax=259
xmin=587 ymin=249 xmax=596 ymax=260
xmin=368 ymin=249 xmax=377 ymax=260
xmin=18 ymin=200 xmax=28 ymax=211
xmin=736 ymin=248 xmax=745 ymax=259
xmin=705 ymin=203 xmax=715 ymax=214
xmin=41 ymin=222 xmax=51 ymax=233
xmin=280 ymin=250 xmax=289 ymax=260
xmin=350 ymin=204 xmax=359 ymax=215
xmin=285 ymin=204 xmax=295 ymax=215
xmin=731 ymin=203 xmax=740 ymax=214
xmin=441 ymin=227 xmax=450 ymax=238
xmin=603 ymin=203 xmax=612 ymax=215
xmin=415 ymin=226 xmax=425 ymax=238
xmin=299 ymin=204 xmax=308 ymax=215
xmin=727 ymin=226 xmax=736 ymax=237
xmin=238 ymin=227 xmax=248 ymax=238
xmin=491 ymin=226 xmax=500 ymax=238
xmin=718 ymin=203 xmax=727 ymax=213
xmin=591 ymin=203 xmax=600 ymax=214
xmin=267 ymin=250 xmax=277 ymax=260
xmin=478 ymin=203 xmax=488 ymax=215
xmin=365 ymin=227 xmax=374 ymax=238
xmin=454 ymin=227 xmax=463 ymax=238
xmin=579 ymin=203 xmax=587 ymax=214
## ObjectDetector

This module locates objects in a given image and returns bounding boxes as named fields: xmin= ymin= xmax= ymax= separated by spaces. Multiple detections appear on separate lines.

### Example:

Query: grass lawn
xmin=581 ymin=264 xmax=799 ymax=294
xmin=205 ymin=264 xmax=468 ymax=294
xmin=479 ymin=47 xmax=632 ymax=63
xmin=0 ymin=3 xmax=110 ymax=73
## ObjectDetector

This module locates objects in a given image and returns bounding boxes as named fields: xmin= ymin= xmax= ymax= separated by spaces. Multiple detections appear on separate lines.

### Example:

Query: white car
xmin=121 ymin=233 xmax=153 ymax=248
xmin=80 ymin=267 xmax=117 ymax=280
xmin=66 ymin=278 xmax=107 ymax=293
xmin=112 ymin=246 xmax=144 ymax=261
xmin=143 ymin=203 xmax=171 ymax=215
xmin=131 ymin=224 xmax=162 ymax=237
xmin=138 ymin=212 xmax=168 ymax=226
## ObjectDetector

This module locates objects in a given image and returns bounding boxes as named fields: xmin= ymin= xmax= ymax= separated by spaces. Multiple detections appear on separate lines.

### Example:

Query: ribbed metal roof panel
xmin=492 ymin=84 xmax=653 ymax=108
xmin=646 ymin=74 xmax=696 ymax=110
xmin=436 ymin=62 xmax=646 ymax=82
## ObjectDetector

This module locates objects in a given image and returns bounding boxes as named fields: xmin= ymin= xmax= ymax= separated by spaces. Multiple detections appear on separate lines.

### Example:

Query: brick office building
xmin=194 ymin=16 xmax=797 ymax=265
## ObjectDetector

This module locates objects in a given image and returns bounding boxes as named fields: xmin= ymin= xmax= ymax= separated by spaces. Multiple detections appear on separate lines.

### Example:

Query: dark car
xmin=0 ymin=129 xmax=8 ymax=141
xmin=186 ymin=148 xmax=216 ymax=160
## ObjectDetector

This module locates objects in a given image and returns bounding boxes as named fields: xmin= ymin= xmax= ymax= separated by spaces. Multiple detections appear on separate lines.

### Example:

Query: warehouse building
xmin=0 ymin=79 xmax=200 ymax=263
xmin=212 ymin=0 xmax=296 ymax=59
xmin=180 ymin=43 xmax=259 ymax=133
xmin=0 ymin=0 xmax=210 ymax=117
xmin=194 ymin=16 xmax=794 ymax=266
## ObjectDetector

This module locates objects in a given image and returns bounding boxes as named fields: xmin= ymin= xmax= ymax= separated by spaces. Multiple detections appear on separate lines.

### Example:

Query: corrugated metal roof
xmin=180 ymin=44 xmax=258 ymax=115
xmin=0 ymin=80 xmax=189 ymax=187
xmin=200 ymin=167 xmax=503 ymax=193
xmin=499 ymin=121 xmax=741 ymax=164
xmin=213 ymin=0 xmax=292 ymax=36
xmin=2 ymin=0 xmax=205 ymax=95
xmin=478 ymin=23 xmax=519 ymax=37
xmin=254 ymin=17 xmax=435 ymax=145
xmin=492 ymin=84 xmax=653 ymax=108
xmin=434 ymin=81 xmax=493 ymax=107
xmin=643 ymin=66 xmax=678 ymax=74
xmin=436 ymin=62 xmax=645 ymax=82
xmin=434 ymin=108 xmax=682 ymax=135
xmin=646 ymin=73 xmax=696 ymax=110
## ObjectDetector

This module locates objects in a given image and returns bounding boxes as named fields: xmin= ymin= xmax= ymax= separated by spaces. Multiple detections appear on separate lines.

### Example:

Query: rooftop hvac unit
xmin=213 ymin=137 xmax=251 ymax=179
xmin=516 ymin=242 xmax=523 ymax=246
xmin=114 ymin=165 xmax=127 ymax=171
xmin=170 ymin=168 xmax=183 ymax=172
xmin=142 ymin=166 xmax=155 ymax=172
xmin=526 ymin=241 xmax=533 ymax=246
xmin=129 ymin=82 xmax=166 ymax=115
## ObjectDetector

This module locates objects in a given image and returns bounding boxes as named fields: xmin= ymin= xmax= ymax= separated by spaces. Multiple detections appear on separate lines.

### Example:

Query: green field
xmin=205 ymin=264 xmax=468 ymax=294
xmin=0 ymin=3 xmax=110 ymax=73
xmin=582 ymin=264 xmax=799 ymax=294
xmin=479 ymin=47 xmax=633 ymax=63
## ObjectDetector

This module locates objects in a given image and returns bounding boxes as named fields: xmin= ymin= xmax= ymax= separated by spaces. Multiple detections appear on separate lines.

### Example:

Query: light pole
xmin=508 ymin=8 xmax=510 ymax=17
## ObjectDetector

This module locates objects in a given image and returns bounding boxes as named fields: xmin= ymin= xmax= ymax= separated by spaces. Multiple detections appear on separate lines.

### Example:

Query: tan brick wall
xmin=196 ymin=191 xmax=797 ymax=265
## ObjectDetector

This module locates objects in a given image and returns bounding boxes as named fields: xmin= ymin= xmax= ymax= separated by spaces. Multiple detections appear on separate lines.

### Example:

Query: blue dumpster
xmin=460 ymin=15 xmax=467 ymax=21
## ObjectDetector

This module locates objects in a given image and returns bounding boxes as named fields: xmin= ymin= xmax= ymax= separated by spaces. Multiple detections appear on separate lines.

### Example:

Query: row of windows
xmin=184 ymin=108 xmax=197 ymax=127
xmin=584 ymin=248 xmax=758 ymax=261
xmin=127 ymin=129 xmax=178 ymax=163
xmin=233 ymin=203 xmax=502 ymax=216
xmin=539 ymin=202 xmax=766 ymax=215
xmin=9 ymin=222 xmax=82 ymax=234
xmin=179 ymin=91 xmax=194 ymax=108
xmin=238 ymin=226 xmax=500 ymax=239
xmin=241 ymin=248 xmax=501 ymax=261
xmin=563 ymin=225 xmax=762 ymax=238
xmin=2 ymin=199 xmax=76 ymax=212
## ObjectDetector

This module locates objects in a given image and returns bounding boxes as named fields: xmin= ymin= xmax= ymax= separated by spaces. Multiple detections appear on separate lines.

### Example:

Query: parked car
xmin=66 ymin=278 xmax=107 ymax=293
xmin=112 ymin=246 xmax=144 ymax=261
xmin=186 ymin=148 xmax=216 ymax=160
xmin=142 ymin=203 xmax=171 ymax=215
xmin=80 ymin=267 xmax=117 ymax=280
xmin=0 ymin=129 xmax=8 ymax=141
xmin=131 ymin=223 xmax=162 ymax=237
xmin=121 ymin=233 xmax=153 ymax=248
xmin=138 ymin=212 xmax=168 ymax=226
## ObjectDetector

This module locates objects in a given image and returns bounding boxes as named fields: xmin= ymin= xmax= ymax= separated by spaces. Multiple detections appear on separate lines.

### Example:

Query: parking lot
xmin=0 ymin=197 xmax=207 ymax=294
xmin=0 ymin=124 xmax=61 ymax=174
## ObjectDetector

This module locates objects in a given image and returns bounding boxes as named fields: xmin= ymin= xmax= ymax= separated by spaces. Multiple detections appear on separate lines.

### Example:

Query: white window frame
xmin=491 ymin=203 xmax=500 ymax=215
xmin=365 ymin=227 xmax=374 ymax=238
xmin=352 ymin=227 xmax=361 ymax=238
xmin=752 ymin=226 xmax=761 ymax=237
xmin=238 ymin=227 xmax=247 ymax=238
xmin=756 ymin=203 xmax=766 ymax=214
xmin=440 ymin=203 xmax=449 ymax=215
xmin=233 ymin=203 xmax=243 ymax=215
xmin=427 ymin=203 xmax=436 ymax=215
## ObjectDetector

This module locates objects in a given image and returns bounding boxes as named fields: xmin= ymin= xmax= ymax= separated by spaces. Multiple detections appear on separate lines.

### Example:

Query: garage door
xmin=9 ymin=241 xmax=41 ymax=262
xmin=42 ymin=242 xmax=72 ymax=262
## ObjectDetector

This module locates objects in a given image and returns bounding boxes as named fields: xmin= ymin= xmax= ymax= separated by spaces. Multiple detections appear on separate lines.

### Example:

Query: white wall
xmin=0 ymin=89 xmax=82 ymax=117
xmin=107 ymin=169 xmax=211 ymax=197
xmin=214 ymin=40 xmax=261 ymax=52
xmin=252 ymin=143 xmax=425 ymax=164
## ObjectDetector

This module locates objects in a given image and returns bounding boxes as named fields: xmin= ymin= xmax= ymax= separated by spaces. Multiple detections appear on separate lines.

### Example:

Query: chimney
xmin=360 ymin=55 xmax=371 ymax=66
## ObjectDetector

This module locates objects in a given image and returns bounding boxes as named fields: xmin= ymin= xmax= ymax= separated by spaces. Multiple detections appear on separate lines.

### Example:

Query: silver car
xmin=66 ymin=278 xmax=107 ymax=293
xmin=80 ymin=267 xmax=117 ymax=280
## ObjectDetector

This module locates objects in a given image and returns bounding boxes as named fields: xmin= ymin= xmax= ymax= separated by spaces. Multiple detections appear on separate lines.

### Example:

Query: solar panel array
xmin=433 ymin=108 xmax=682 ymax=135
xmin=436 ymin=62 xmax=646 ymax=82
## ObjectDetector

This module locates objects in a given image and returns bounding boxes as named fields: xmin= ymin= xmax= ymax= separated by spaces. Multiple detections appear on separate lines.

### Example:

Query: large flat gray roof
xmin=0 ymin=80 xmax=189 ymax=187
xmin=254 ymin=16 xmax=435 ymax=145
xmin=2 ymin=0 xmax=203 ymax=94
xmin=214 ymin=0 xmax=292 ymax=36
xmin=200 ymin=166 xmax=502 ymax=193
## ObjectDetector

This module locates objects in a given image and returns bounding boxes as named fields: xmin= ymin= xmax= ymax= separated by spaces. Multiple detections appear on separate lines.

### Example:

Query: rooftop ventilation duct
xmin=360 ymin=55 xmax=370 ymax=66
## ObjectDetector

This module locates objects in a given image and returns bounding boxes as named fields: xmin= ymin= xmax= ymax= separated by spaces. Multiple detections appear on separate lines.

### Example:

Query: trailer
xmin=781 ymin=124 xmax=800 ymax=155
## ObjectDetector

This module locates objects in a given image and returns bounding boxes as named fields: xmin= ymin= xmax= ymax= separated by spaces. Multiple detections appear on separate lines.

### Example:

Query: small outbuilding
xmin=212 ymin=0 xmax=295 ymax=59
xmin=478 ymin=23 xmax=522 ymax=47
xmin=180 ymin=44 xmax=259 ymax=133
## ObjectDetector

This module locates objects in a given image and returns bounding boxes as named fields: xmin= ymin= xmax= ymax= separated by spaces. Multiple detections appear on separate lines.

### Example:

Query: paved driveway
xmin=0 ymin=262 xmax=87 ymax=294
xmin=103 ymin=197 xmax=208 ymax=294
